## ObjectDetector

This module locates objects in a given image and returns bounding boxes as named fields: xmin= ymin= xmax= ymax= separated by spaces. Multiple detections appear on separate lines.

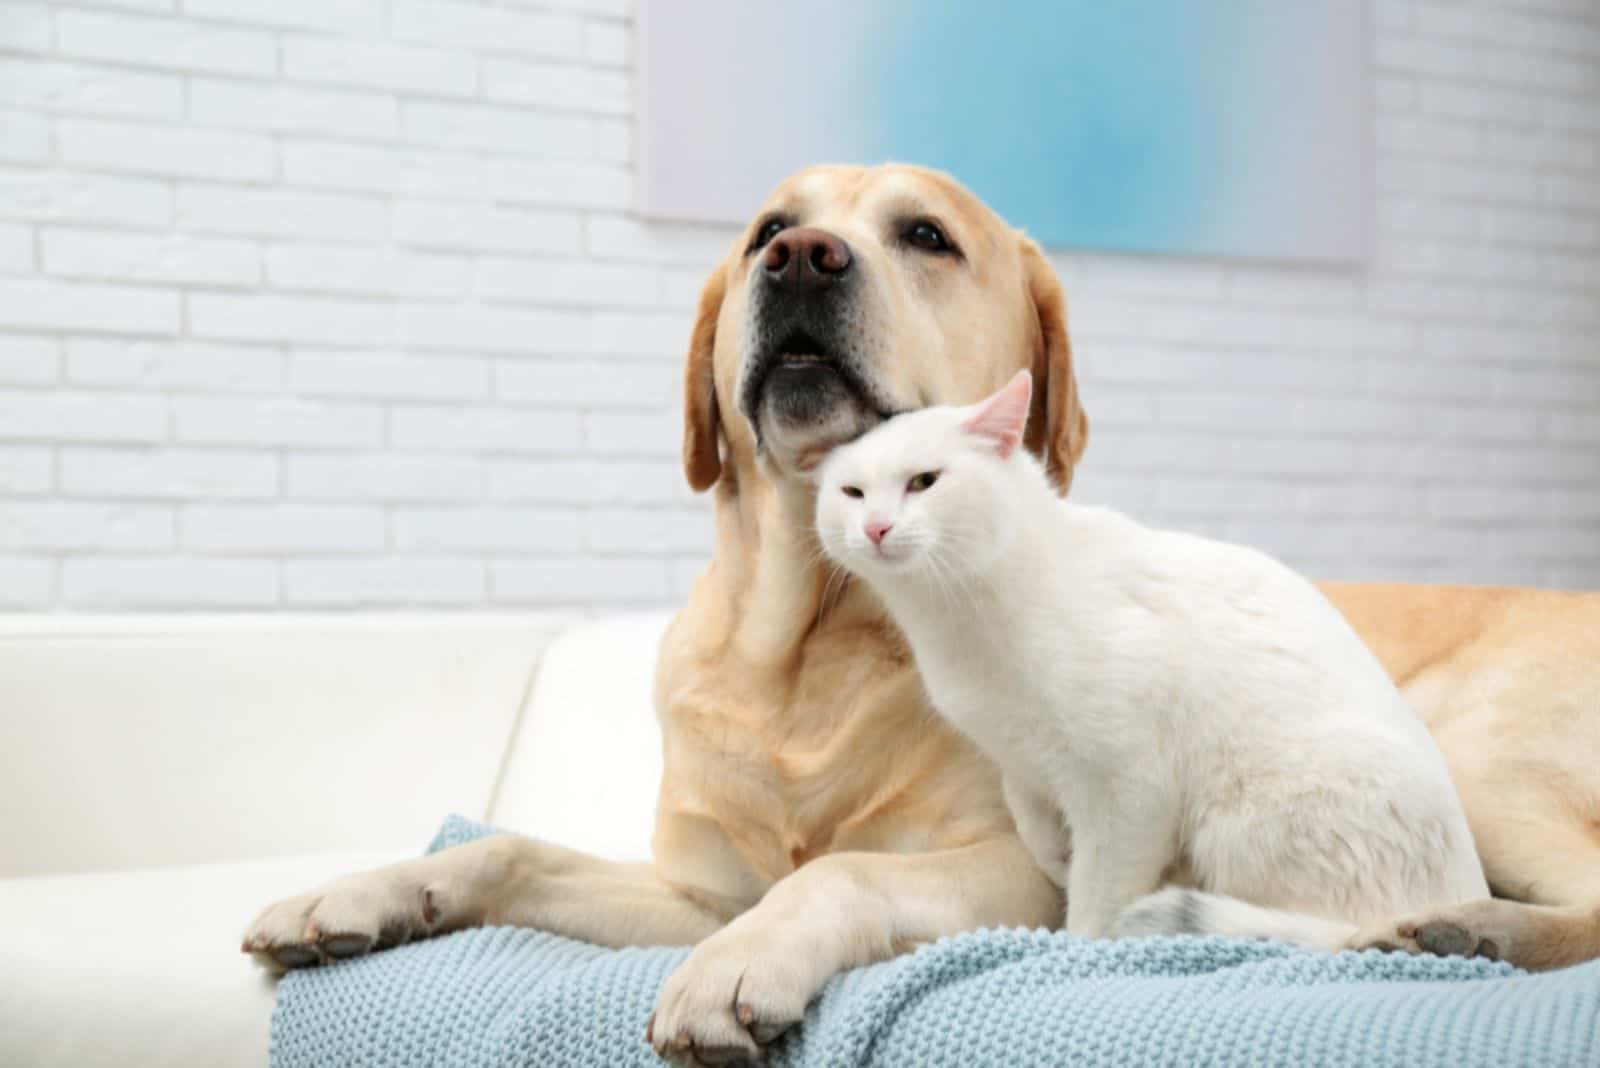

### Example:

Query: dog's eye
xmin=906 ymin=471 xmax=940 ymax=492
xmin=904 ymin=220 xmax=952 ymax=253
xmin=750 ymin=218 xmax=787 ymax=251
xmin=841 ymin=485 xmax=864 ymax=499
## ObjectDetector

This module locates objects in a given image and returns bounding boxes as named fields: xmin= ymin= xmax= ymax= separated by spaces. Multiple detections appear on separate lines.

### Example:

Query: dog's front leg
xmin=244 ymin=834 xmax=729 ymax=969
xmin=647 ymin=834 xmax=1060 ymax=1066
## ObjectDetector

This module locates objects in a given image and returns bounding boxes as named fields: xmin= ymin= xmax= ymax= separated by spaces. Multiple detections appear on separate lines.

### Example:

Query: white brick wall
xmin=0 ymin=0 xmax=1595 ymax=612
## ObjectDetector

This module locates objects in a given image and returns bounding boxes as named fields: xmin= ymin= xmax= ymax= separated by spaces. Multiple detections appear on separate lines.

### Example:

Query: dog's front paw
xmin=648 ymin=926 xmax=813 ymax=1066
xmin=242 ymin=868 xmax=443 ymax=972
xmin=1348 ymin=899 xmax=1519 ymax=963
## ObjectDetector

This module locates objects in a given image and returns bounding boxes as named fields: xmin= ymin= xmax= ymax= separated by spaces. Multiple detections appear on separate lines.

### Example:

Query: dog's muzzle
xmin=739 ymin=227 xmax=895 ymax=460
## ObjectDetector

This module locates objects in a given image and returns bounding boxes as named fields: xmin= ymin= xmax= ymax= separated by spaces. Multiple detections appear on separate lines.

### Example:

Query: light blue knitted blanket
xmin=272 ymin=816 xmax=1599 ymax=1067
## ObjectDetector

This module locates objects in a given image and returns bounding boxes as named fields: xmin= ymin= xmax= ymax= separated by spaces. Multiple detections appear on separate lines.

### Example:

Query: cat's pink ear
xmin=962 ymin=370 xmax=1032 ymax=459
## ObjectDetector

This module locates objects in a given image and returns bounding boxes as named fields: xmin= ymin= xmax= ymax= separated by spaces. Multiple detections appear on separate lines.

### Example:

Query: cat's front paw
xmin=242 ymin=869 xmax=443 ymax=971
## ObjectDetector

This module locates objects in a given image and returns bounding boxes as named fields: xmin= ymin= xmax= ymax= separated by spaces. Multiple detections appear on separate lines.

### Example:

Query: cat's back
xmin=1056 ymin=506 xmax=1403 ymax=712
xmin=1046 ymin=504 xmax=1301 ymax=626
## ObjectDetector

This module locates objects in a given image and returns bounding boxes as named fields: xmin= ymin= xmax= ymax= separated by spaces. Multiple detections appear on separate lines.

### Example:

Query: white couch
xmin=0 ymin=612 xmax=673 ymax=1068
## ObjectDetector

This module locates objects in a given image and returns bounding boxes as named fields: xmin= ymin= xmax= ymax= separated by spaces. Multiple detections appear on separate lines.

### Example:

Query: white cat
xmin=815 ymin=370 xmax=1489 ymax=949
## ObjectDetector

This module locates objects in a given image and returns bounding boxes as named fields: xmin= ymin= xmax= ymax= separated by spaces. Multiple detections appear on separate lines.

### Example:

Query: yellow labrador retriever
xmin=245 ymin=165 xmax=1600 ymax=1065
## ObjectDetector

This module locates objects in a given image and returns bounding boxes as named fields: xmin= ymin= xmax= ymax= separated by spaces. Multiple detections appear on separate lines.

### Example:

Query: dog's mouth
xmin=773 ymin=329 xmax=831 ymax=368
xmin=758 ymin=328 xmax=846 ymax=392
xmin=746 ymin=329 xmax=891 ymax=429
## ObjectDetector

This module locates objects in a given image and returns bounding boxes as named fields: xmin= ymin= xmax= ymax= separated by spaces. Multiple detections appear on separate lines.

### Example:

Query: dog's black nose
xmin=763 ymin=227 xmax=852 ymax=291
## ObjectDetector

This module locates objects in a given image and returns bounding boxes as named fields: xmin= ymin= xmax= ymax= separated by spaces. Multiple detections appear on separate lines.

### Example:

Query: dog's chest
xmin=658 ymin=627 xmax=1005 ymax=884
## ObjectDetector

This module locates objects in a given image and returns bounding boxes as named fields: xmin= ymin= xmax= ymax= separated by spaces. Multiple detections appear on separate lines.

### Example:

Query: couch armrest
xmin=0 ymin=613 xmax=571 ymax=878
xmin=489 ymin=612 xmax=671 ymax=862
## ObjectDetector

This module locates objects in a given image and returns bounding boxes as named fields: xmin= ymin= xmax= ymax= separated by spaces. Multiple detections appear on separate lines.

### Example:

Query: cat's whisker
xmin=919 ymin=544 xmax=953 ymax=613
xmin=816 ymin=562 xmax=850 ymax=626
xmin=797 ymin=522 xmax=862 ymax=626
xmin=932 ymin=548 xmax=975 ymax=618
xmin=929 ymin=536 xmax=988 ymax=622
xmin=798 ymin=529 xmax=843 ymax=574
xmin=923 ymin=540 xmax=968 ymax=617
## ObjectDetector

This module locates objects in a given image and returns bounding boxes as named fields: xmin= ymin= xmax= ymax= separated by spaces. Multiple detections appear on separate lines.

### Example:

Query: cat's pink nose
xmin=865 ymin=520 xmax=893 ymax=547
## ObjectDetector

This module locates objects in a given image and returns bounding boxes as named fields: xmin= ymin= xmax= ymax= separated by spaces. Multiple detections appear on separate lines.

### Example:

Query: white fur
xmin=815 ymin=373 xmax=1489 ymax=946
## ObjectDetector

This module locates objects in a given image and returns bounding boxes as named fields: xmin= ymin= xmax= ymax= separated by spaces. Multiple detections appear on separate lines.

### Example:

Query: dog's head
xmin=682 ymin=163 xmax=1088 ymax=494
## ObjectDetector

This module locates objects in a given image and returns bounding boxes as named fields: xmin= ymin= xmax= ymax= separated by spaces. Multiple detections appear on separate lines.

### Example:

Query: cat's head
xmin=816 ymin=370 xmax=1034 ymax=584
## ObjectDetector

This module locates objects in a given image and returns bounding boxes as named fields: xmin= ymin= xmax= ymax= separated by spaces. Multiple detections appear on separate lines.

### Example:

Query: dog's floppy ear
xmin=1019 ymin=238 xmax=1089 ymax=492
xmin=681 ymin=263 xmax=726 ymax=493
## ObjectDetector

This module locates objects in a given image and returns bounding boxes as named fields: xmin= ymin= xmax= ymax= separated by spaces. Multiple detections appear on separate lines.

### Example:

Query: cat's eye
xmin=906 ymin=471 xmax=940 ymax=493
xmin=841 ymin=485 xmax=864 ymax=499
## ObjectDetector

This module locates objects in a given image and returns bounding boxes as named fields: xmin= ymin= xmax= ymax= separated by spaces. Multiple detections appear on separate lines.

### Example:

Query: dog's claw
xmin=272 ymin=945 xmax=319 ymax=968
xmin=422 ymin=888 xmax=438 ymax=926
xmin=751 ymin=1021 xmax=791 ymax=1045
xmin=322 ymin=933 xmax=373 ymax=958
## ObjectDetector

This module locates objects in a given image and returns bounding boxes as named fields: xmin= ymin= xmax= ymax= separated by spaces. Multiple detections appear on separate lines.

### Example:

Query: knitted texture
xmin=272 ymin=816 xmax=1599 ymax=1067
